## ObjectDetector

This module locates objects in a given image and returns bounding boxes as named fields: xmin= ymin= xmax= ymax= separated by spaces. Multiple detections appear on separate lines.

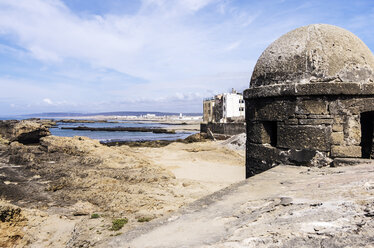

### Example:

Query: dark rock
xmin=288 ymin=149 xmax=317 ymax=165
xmin=0 ymin=120 xmax=50 ymax=144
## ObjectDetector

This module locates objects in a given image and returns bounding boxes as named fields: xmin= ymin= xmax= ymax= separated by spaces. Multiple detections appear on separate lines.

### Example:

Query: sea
xmin=0 ymin=116 xmax=197 ymax=143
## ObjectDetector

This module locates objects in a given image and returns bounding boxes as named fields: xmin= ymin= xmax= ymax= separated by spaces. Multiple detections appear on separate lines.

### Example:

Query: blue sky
xmin=0 ymin=0 xmax=374 ymax=115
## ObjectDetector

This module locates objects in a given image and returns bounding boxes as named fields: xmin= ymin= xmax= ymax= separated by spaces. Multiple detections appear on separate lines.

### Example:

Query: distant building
xmin=223 ymin=89 xmax=245 ymax=121
xmin=203 ymin=89 xmax=245 ymax=123
xmin=203 ymin=98 xmax=215 ymax=123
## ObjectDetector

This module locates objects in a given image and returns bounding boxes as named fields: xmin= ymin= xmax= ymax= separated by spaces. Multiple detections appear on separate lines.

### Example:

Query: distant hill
xmin=21 ymin=111 xmax=202 ymax=117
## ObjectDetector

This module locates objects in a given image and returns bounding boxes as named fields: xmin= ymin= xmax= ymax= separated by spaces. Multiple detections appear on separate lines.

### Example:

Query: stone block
xmin=331 ymin=145 xmax=361 ymax=158
xmin=332 ymin=124 xmax=343 ymax=132
xmin=296 ymin=100 xmax=328 ymax=115
xmin=308 ymin=114 xmax=332 ymax=119
xmin=284 ymin=119 xmax=298 ymax=125
xmin=244 ymin=82 xmax=364 ymax=99
xmin=344 ymin=116 xmax=361 ymax=145
xmin=334 ymin=116 xmax=344 ymax=124
xmin=298 ymin=119 xmax=334 ymax=125
xmin=295 ymin=82 xmax=361 ymax=96
xmin=278 ymin=125 xmax=331 ymax=151
xmin=253 ymin=99 xmax=296 ymax=121
xmin=245 ymin=100 xmax=256 ymax=119
xmin=329 ymin=98 xmax=374 ymax=115
xmin=247 ymin=122 xmax=270 ymax=144
xmin=331 ymin=132 xmax=344 ymax=145
xmin=342 ymin=98 xmax=374 ymax=114
xmin=361 ymin=83 xmax=374 ymax=95
xmin=247 ymin=143 xmax=287 ymax=162
xmin=295 ymin=114 xmax=308 ymax=119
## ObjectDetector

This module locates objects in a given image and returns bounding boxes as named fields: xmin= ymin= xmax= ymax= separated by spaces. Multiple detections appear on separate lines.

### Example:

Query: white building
xmin=222 ymin=90 xmax=245 ymax=121
xmin=203 ymin=89 xmax=245 ymax=123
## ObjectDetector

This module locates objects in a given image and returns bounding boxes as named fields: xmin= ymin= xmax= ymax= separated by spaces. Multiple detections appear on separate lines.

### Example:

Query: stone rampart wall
xmin=245 ymin=95 xmax=374 ymax=177
xmin=200 ymin=122 xmax=246 ymax=135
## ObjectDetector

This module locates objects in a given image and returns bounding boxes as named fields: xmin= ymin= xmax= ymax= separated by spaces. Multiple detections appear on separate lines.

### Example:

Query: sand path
xmin=135 ymin=141 xmax=245 ymax=190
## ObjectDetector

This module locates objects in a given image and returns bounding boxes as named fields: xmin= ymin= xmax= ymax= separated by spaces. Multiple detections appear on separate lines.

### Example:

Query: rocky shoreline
xmin=60 ymin=126 xmax=176 ymax=134
xmin=0 ymin=119 xmax=236 ymax=247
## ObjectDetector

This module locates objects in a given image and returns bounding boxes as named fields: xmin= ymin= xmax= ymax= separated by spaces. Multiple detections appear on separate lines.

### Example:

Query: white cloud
xmin=43 ymin=98 xmax=53 ymax=105
xmin=0 ymin=0 xmax=259 ymax=82
xmin=2 ymin=0 xmax=366 ymax=114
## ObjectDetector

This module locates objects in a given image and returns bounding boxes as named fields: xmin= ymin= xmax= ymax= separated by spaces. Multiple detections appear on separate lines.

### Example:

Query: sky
xmin=0 ymin=0 xmax=374 ymax=115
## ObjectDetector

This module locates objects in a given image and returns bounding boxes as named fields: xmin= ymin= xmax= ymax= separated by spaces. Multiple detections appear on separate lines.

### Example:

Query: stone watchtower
xmin=244 ymin=24 xmax=374 ymax=178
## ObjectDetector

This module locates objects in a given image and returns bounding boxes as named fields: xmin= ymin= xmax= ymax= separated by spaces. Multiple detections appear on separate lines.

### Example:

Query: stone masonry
xmin=244 ymin=24 xmax=374 ymax=178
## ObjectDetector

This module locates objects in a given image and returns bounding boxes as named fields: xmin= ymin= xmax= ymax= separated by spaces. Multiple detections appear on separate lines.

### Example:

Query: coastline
xmin=0 ymin=119 xmax=244 ymax=247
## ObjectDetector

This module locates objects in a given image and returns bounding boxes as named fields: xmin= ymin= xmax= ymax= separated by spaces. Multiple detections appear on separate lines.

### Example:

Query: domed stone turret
xmin=250 ymin=24 xmax=374 ymax=87
xmin=244 ymin=24 xmax=374 ymax=179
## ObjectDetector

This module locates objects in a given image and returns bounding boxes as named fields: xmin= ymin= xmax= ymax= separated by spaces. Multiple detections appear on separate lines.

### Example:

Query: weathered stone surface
xmin=284 ymin=119 xmax=298 ymax=125
xmin=250 ymin=24 xmax=374 ymax=87
xmin=244 ymin=84 xmax=296 ymax=99
xmin=296 ymin=100 xmax=328 ymax=115
xmin=246 ymin=158 xmax=276 ymax=178
xmin=344 ymin=116 xmax=361 ymax=145
xmin=333 ymin=158 xmax=373 ymax=167
xmin=288 ymin=149 xmax=316 ymax=165
xmin=298 ymin=119 xmax=334 ymax=125
xmin=331 ymin=145 xmax=361 ymax=158
xmin=247 ymin=143 xmax=287 ymax=162
xmin=334 ymin=116 xmax=344 ymax=124
xmin=295 ymin=83 xmax=362 ymax=96
xmin=252 ymin=99 xmax=296 ymax=121
xmin=200 ymin=123 xmax=245 ymax=136
xmin=0 ymin=120 xmax=51 ymax=144
xmin=329 ymin=98 xmax=374 ymax=115
xmin=278 ymin=125 xmax=331 ymax=151
xmin=331 ymin=132 xmax=344 ymax=145
xmin=246 ymin=142 xmax=287 ymax=177
xmin=332 ymin=124 xmax=343 ymax=132
xmin=244 ymin=83 xmax=374 ymax=99
xmin=308 ymin=114 xmax=332 ymax=119
xmin=109 ymin=165 xmax=374 ymax=248
xmin=247 ymin=122 xmax=271 ymax=144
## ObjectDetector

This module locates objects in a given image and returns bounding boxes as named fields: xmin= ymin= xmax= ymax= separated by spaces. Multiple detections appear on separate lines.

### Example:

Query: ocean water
xmin=50 ymin=121 xmax=195 ymax=142
xmin=0 ymin=117 xmax=197 ymax=142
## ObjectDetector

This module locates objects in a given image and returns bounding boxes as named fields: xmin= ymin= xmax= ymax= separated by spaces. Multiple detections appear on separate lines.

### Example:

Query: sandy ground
xmin=137 ymin=142 xmax=245 ymax=191
xmin=0 ymin=136 xmax=244 ymax=247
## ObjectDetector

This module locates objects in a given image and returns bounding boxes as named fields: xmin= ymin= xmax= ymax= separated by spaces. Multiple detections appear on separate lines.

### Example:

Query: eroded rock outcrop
xmin=0 ymin=120 xmax=52 ymax=144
